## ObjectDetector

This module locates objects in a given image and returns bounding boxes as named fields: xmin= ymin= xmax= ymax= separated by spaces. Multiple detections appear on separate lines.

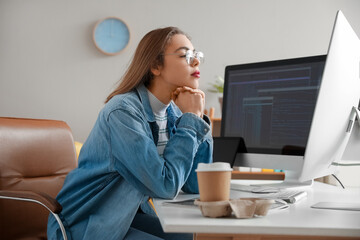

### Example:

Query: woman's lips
xmin=191 ymin=71 xmax=200 ymax=78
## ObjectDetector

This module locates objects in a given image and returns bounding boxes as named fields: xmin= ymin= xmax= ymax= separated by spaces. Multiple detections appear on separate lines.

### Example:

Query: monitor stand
xmin=233 ymin=153 xmax=313 ymax=190
xmin=231 ymin=169 xmax=313 ymax=193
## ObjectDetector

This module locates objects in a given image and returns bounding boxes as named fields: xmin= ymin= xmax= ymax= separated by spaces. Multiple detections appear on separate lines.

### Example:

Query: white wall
xmin=1 ymin=0 xmax=360 ymax=187
xmin=1 ymin=0 xmax=359 ymax=142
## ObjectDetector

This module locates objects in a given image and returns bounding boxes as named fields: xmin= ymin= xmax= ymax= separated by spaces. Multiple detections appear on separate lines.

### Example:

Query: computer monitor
xmin=221 ymin=10 xmax=360 ymax=188
xmin=299 ymin=10 xmax=360 ymax=182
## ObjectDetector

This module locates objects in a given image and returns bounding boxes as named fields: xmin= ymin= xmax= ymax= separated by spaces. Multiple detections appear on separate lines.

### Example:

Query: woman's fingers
xmin=172 ymin=87 xmax=205 ymax=100
xmin=172 ymin=87 xmax=205 ymax=118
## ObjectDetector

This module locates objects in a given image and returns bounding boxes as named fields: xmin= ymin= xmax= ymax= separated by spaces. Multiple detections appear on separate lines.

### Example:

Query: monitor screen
xmin=222 ymin=56 xmax=326 ymax=156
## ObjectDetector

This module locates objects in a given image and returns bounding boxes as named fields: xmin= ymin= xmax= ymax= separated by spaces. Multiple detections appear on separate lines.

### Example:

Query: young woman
xmin=47 ymin=27 xmax=213 ymax=240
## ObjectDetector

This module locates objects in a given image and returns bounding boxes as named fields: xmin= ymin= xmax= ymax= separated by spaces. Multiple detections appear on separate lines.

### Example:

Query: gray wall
xmin=1 ymin=0 xmax=360 ymax=142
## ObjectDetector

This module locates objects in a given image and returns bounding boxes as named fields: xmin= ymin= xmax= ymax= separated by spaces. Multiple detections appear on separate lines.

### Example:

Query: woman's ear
xmin=151 ymin=66 xmax=161 ymax=76
xmin=151 ymin=62 xmax=162 ymax=77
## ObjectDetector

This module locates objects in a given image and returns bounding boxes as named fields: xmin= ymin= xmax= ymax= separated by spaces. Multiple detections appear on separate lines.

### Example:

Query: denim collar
xmin=136 ymin=84 xmax=156 ymax=123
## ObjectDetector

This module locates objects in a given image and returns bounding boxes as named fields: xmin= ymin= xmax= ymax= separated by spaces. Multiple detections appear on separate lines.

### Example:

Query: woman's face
xmin=154 ymin=34 xmax=201 ymax=90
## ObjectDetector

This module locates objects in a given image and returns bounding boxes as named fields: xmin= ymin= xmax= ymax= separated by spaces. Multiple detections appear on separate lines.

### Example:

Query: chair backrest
xmin=0 ymin=117 xmax=77 ymax=239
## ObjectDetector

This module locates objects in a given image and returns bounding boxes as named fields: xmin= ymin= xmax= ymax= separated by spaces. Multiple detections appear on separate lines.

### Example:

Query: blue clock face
xmin=94 ymin=17 xmax=130 ymax=55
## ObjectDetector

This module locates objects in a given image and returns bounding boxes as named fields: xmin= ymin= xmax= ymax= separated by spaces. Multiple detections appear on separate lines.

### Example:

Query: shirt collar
xmin=136 ymin=84 xmax=182 ymax=123
xmin=147 ymin=89 xmax=169 ymax=116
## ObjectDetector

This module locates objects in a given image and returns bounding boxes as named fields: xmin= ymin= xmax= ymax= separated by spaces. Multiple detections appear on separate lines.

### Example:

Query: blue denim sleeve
xmin=181 ymin=115 xmax=213 ymax=194
xmin=107 ymin=108 xmax=211 ymax=199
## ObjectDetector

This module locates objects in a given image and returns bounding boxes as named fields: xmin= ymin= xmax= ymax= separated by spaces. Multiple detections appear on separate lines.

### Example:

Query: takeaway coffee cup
xmin=196 ymin=162 xmax=233 ymax=202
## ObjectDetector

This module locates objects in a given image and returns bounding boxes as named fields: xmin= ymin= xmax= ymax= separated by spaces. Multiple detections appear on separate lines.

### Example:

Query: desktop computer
xmin=221 ymin=10 xmax=360 ymax=189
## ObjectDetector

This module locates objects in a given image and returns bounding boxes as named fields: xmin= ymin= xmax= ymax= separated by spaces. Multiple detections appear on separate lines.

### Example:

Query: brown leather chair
xmin=0 ymin=117 xmax=77 ymax=240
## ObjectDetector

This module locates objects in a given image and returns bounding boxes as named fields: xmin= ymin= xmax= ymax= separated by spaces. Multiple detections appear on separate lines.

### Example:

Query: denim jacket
xmin=47 ymin=84 xmax=213 ymax=240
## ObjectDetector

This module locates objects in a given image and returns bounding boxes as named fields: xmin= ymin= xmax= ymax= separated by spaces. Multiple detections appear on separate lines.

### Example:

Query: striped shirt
xmin=147 ymin=90 xmax=170 ymax=157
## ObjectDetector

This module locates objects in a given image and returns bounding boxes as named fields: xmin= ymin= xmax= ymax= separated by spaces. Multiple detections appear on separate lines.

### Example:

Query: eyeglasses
xmin=164 ymin=50 xmax=204 ymax=65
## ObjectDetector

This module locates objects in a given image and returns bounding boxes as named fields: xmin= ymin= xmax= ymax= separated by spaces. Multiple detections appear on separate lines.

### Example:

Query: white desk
xmin=154 ymin=181 xmax=360 ymax=240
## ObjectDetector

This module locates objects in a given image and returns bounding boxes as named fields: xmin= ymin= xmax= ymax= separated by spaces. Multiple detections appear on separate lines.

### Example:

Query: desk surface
xmin=154 ymin=181 xmax=360 ymax=238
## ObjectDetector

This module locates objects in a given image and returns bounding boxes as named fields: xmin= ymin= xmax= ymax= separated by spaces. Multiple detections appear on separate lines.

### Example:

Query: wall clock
xmin=93 ymin=17 xmax=130 ymax=55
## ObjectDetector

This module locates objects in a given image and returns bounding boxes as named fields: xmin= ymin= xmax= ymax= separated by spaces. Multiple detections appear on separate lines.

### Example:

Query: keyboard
xmin=230 ymin=184 xmax=262 ymax=192
xmin=231 ymin=183 xmax=280 ymax=193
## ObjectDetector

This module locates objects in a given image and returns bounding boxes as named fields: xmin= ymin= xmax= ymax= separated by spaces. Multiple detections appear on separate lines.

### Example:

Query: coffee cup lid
xmin=195 ymin=162 xmax=233 ymax=172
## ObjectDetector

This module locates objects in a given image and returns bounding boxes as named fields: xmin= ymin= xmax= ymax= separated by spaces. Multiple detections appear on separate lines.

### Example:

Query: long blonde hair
xmin=105 ymin=27 xmax=189 ymax=103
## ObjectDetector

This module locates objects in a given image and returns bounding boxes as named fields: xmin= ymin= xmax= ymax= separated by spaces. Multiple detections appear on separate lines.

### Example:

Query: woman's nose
xmin=191 ymin=57 xmax=200 ymax=67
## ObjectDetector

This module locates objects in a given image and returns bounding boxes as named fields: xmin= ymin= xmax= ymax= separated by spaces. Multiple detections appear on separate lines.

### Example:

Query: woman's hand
xmin=171 ymin=86 xmax=205 ymax=118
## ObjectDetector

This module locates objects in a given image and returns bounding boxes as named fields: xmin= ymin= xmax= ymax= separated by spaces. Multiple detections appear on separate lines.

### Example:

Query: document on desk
xmin=162 ymin=198 xmax=198 ymax=208
xmin=162 ymin=198 xmax=289 ymax=212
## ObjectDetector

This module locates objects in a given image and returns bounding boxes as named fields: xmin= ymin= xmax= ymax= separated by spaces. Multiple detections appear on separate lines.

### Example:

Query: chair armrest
xmin=0 ymin=190 xmax=62 ymax=214
xmin=0 ymin=190 xmax=68 ymax=240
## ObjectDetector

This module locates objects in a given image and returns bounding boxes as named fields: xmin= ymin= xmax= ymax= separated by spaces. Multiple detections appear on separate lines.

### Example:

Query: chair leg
xmin=51 ymin=212 xmax=68 ymax=240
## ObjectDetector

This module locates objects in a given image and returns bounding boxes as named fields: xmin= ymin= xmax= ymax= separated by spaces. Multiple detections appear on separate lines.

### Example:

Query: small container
xmin=253 ymin=199 xmax=274 ymax=216
xmin=194 ymin=199 xmax=232 ymax=218
xmin=229 ymin=198 xmax=274 ymax=218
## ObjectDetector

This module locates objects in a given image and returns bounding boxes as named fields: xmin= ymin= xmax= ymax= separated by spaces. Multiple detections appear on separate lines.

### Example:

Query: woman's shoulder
xmin=102 ymin=90 xmax=144 ymax=117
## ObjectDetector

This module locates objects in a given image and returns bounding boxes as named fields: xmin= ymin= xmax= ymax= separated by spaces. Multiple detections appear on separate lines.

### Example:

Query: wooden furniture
xmin=232 ymin=171 xmax=285 ymax=180
xmin=205 ymin=107 xmax=221 ymax=137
